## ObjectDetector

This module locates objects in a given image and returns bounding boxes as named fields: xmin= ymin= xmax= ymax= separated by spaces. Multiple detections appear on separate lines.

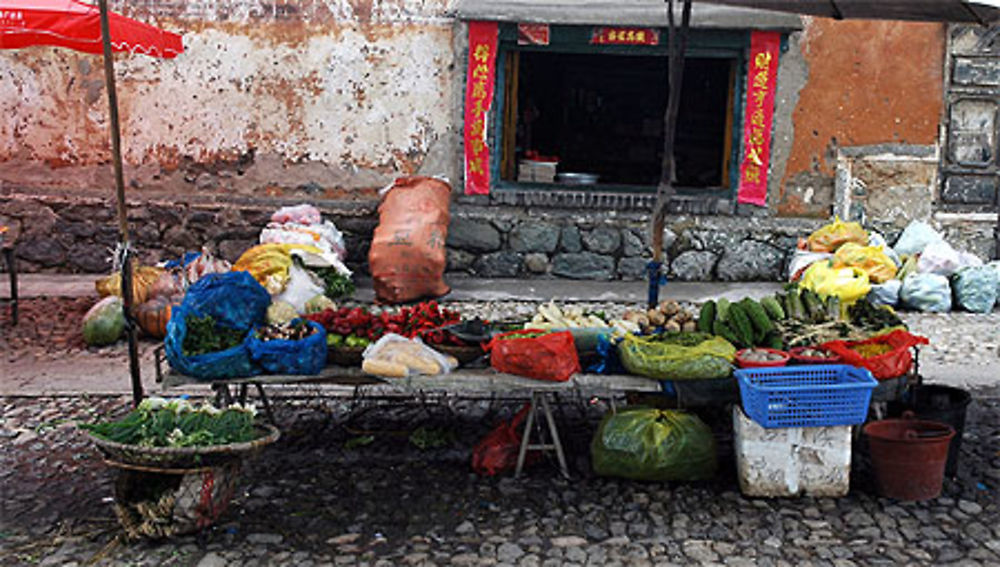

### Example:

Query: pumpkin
xmin=134 ymin=294 xmax=183 ymax=339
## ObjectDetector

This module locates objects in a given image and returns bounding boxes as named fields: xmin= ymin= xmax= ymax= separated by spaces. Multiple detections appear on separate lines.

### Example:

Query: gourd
xmin=134 ymin=294 xmax=182 ymax=339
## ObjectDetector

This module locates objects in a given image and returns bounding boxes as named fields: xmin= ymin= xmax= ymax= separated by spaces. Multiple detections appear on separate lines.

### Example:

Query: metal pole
xmin=649 ymin=0 xmax=692 ymax=307
xmin=98 ymin=0 xmax=143 ymax=406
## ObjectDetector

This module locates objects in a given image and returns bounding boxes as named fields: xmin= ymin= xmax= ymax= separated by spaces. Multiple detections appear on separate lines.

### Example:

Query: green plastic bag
xmin=618 ymin=333 xmax=735 ymax=380
xmin=591 ymin=408 xmax=717 ymax=482
xmin=82 ymin=296 xmax=125 ymax=347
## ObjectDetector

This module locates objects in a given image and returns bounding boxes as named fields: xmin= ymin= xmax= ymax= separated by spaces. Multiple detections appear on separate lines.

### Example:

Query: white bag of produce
xmin=274 ymin=263 xmax=325 ymax=313
xmin=271 ymin=204 xmax=322 ymax=225
xmin=957 ymin=250 xmax=984 ymax=269
xmin=261 ymin=221 xmax=347 ymax=261
xmin=900 ymin=273 xmax=952 ymax=312
xmin=361 ymin=333 xmax=457 ymax=378
xmin=787 ymin=250 xmax=833 ymax=281
xmin=868 ymin=279 xmax=902 ymax=307
xmin=952 ymin=266 xmax=999 ymax=313
xmin=917 ymin=240 xmax=962 ymax=276
xmin=869 ymin=232 xmax=901 ymax=267
xmin=893 ymin=220 xmax=944 ymax=256
xmin=82 ymin=296 xmax=126 ymax=346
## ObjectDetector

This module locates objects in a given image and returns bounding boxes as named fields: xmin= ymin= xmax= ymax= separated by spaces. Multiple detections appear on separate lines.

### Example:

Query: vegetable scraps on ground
xmin=81 ymin=397 xmax=257 ymax=448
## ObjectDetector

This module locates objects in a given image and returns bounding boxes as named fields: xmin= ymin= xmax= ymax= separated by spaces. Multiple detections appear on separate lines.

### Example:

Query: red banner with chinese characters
xmin=463 ymin=21 xmax=499 ymax=195
xmin=738 ymin=31 xmax=781 ymax=206
xmin=518 ymin=23 xmax=549 ymax=46
xmin=591 ymin=27 xmax=659 ymax=46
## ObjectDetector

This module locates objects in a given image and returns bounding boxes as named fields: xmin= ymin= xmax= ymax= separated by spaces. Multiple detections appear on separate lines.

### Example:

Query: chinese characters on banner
xmin=590 ymin=27 xmax=659 ymax=46
xmin=738 ymin=31 xmax=781 ymax=206
xmin=518 ymin=23 xmax=550 ymax=46
xmin=463 ymin=21 xmax=499 ymax=195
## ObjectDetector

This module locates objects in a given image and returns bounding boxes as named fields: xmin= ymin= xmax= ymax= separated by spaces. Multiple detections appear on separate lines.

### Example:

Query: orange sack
xmin=369 ymin=176 xmax=452 ymax=303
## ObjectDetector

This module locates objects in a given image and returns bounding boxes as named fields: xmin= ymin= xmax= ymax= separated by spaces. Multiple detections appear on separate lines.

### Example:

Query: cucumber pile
xmin=696 ymin=286 xmax=859 ymax=350
xmin=698 ymin=284 xmax=903 ymax=350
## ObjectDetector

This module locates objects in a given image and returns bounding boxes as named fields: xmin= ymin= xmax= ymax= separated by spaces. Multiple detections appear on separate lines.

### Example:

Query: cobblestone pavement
xmin=1 ymin=388 xmax=998 ymax=567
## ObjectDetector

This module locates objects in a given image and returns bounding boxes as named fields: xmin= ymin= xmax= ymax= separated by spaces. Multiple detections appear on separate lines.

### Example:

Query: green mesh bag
xmin=591 ymin=408 xmax=717 ymax=482
xmin=618 ymin=333 xmax=735 ymax=380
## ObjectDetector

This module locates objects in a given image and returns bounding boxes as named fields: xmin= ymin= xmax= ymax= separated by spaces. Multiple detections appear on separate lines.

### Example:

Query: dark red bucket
xmin=863 ymin=414 xmax=955 ymax=501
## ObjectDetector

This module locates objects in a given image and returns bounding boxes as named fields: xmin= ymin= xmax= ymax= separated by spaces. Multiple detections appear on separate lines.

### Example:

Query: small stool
xmin=515 ymin=391 xmax=570 ymax=479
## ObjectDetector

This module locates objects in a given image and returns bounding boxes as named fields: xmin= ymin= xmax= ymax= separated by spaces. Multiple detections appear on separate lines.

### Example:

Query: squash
xmin=134 ymin=294 xmax=183 ymax=339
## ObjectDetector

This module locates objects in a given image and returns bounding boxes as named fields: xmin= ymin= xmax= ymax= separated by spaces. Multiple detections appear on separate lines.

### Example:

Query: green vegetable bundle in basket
xmin=81 ymin=398 xmax=280 ymax=539
xmin=618 ymin=332 xmax=736 ymax=381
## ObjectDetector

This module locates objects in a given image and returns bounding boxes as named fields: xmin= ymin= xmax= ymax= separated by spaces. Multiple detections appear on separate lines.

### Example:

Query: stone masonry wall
xmin=1 ymin=193 xmax=828 ymax=282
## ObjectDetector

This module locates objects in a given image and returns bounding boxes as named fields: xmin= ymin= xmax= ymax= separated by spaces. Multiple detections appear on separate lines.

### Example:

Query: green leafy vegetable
xmin=80 ymin=397 xmax=256 ymax=448
xmin=313 ymin=267 xmax=356 ymax=300
xmin=182 ymin=314 xmax=246 ymax=357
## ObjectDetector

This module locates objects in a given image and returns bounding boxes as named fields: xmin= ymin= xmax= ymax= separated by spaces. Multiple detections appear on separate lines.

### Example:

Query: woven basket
xmin=87 ymin=424 xmax=280 ymax=470
xmin=327 ymin=346 xmax=365 ymax=367
xmin=111 ymin=460 xmax=242 ymax=540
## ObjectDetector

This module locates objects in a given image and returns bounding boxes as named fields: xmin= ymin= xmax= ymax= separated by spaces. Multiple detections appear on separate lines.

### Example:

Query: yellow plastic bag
xmin=232 ymin=243 xmax=323 ymax=294
xmin=801 ymin=261 xmax=871 ymax=306
xmin=807 ymin=216 xmax=868 ymax=253
xmin=833 ymin=242 xmax=898 ymax=284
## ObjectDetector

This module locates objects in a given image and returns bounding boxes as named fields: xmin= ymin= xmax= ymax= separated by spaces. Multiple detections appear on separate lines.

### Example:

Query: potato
xmin=659 ymin=300 xmax=681 ymax=317
xmin=664 ymin=320 xmax=681 ymax=333
xmin=681 ymin=320 xmax=698 ymax=333
xmin=647 ymin=309 xmax=666 ymax=327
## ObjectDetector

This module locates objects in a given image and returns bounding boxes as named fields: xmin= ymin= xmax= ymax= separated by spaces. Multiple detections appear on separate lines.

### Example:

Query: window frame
xmin=488 ymin=23 xmax=753 ymax=200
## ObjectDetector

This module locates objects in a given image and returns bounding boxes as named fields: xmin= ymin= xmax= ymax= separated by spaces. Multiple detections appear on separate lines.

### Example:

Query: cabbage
xmin=266 ymin=301 xmax=299 ymax=325
xmin=304 ymin=294 xmax=336 ymax=314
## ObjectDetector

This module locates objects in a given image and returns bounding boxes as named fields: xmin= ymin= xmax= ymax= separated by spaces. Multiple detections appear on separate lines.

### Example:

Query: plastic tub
xmin=892 ymin=385 xmax=971 ymax=477
xmin=735 ymin=348 xmax=790 ymax=368
xmin=863 ymin=414 xmax=954 ymax=501
xmin=789 ymin=346 xmax=842 ymax=365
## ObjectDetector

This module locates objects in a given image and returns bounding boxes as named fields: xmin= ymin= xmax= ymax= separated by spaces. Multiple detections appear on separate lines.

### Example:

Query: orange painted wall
xmin=779 ymin=18 xmax=946 ymax=215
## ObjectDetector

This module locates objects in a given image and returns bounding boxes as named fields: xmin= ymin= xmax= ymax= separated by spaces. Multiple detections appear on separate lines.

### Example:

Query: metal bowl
xmin=556 ymin=172 xmax=599 ymax=185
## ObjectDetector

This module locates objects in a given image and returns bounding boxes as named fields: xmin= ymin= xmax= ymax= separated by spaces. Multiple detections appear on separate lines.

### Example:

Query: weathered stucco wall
xmin=779 ymin=18 xmax=946 ymax=217
xmin=0 ymin=0 xmax=460 ymax=199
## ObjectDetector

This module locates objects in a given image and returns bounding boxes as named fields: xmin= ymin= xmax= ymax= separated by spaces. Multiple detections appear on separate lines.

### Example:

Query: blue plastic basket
xmin=736 ymin=364 xmax=877 ymax=428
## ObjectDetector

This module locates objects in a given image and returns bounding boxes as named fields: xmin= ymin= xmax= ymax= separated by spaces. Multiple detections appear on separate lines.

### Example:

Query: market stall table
xmin=156 ymin=357 xmax=662 ymax=478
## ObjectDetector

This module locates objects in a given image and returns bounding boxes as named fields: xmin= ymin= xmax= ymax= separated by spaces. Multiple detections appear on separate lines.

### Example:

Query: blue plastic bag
xmin=165 ymin=305 xmax=258 ymax=380
xmin=165 ymin=272 xmax=270 ymax=379
xmin=900 ymin=273 xmax=952 ymax=312
xmin=587 ymin=333 xmax=626 ymax=375
xmin=246 ymin=320 xmax=327 ymax=375
xmin=952 ymin=266 xmax=998 ymax=313
xmin=181 ymin=271 xmax=271 ymax=331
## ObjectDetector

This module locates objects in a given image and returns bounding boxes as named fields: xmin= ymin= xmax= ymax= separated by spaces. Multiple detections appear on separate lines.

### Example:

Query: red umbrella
xmin=1 ymin=0 xmax=183 ymax=405
xmin=0 ymin=0 xmax=182 ymax=57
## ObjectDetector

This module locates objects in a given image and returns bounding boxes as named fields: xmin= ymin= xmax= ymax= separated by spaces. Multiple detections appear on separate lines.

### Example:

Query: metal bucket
xmin=863 ymin=413 xmax=954 ymax=501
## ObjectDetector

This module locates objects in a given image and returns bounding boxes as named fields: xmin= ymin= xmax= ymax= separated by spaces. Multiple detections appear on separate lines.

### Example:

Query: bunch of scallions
xmin=80 ymin=397 xmax=257 ymax=448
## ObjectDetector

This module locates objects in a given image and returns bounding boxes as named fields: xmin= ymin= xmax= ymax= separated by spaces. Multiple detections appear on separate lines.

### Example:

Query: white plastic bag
xmin=868 ymin=280 xmax=902 ymax=307
xmin=185 ymin=247 xmax=231 ymax=285
xmin=893 ymin=220 xmax=944 ymax=256
xmin=361 ymin=333 xmax=457 ymax=377
xmin=787 ymin=250 xmax=833 ymax=281
xmin=274 ymin=263 xmax=324 ymax=313
xmin=917 ymin=240 xmax=962 ymax=276
xmin=260 ymin=221 xmax=347 ymax=260
xmin=270 ymin=204 xmax=322 ymax=225
xmin=957 ymin=250 xmax=984 ymax=269
xmin=989 ymin=261 xmax=1000 ymax=307
xmin=900 ymin=273 xmax=952 ymax=312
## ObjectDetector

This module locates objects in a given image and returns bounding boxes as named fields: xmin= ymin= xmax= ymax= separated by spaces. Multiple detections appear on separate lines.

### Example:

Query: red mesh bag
xmin=821 ymin=330 xmax=929 ymax=380
xmin=486 ymin=330 xmax=580 ymax=382
xmin=368 ymin=176 xmax=451 ymax=303
xmin=471 ymin=403 xmax=539 ymax=476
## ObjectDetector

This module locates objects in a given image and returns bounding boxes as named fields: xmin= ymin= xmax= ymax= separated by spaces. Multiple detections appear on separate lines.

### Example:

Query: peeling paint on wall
xmin=0 ymin=1 xmax=458 ymax=197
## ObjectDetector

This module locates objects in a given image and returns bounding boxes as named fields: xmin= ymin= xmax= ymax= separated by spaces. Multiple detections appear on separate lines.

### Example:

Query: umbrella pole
xmin=98 ymin=0 xmax=143 ymax=407
xmin=649 ymin=0 xmax=692 ymax=308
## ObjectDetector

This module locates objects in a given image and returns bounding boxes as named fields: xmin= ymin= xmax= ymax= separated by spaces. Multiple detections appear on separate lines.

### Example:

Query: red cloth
xmin=0 ymin=0 xmax=183 ymax=58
